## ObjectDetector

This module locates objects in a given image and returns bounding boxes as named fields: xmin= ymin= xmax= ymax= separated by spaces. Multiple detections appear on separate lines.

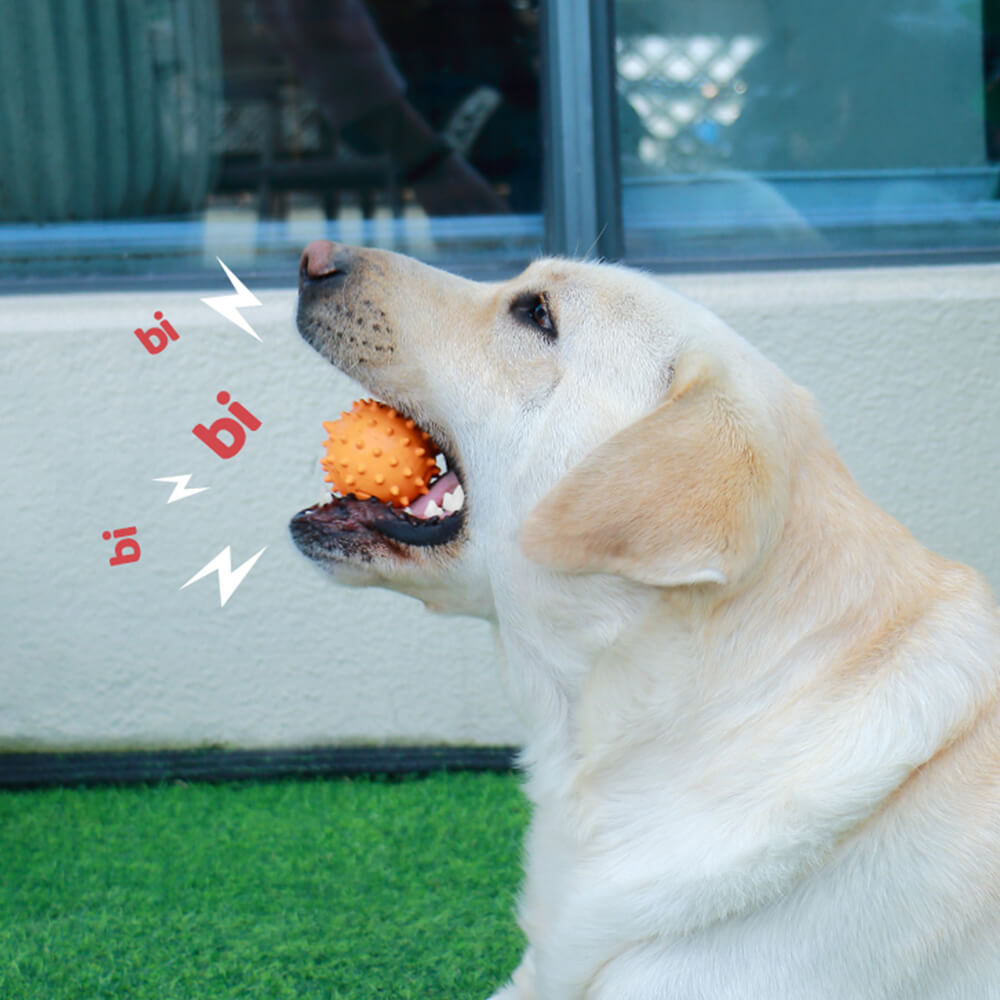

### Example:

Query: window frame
xmin=544 ymin=0 xmax=1000 ymax=269
xmin=1 ymin=0 xmax=998 ymax=291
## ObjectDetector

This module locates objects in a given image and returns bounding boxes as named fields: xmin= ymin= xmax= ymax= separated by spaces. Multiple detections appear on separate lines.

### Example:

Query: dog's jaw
xmin=291 ymin=242 xmax=499 ymax=616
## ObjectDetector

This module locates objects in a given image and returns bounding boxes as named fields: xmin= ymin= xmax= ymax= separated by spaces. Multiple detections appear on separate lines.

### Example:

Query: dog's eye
xmin=511 ymin=292 xmax=557 ymax=340
xmin=531 ymin=300 xmax=554 ymax=334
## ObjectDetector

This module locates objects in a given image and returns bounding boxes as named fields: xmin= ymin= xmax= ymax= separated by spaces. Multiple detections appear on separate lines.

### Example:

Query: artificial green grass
xmin=1 ymin=772 xmax=529 ymax=999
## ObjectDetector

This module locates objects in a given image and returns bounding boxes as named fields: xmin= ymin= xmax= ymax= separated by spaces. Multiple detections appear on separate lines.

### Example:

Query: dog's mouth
xmin=290 ymin=400 xmax=468 ymax=562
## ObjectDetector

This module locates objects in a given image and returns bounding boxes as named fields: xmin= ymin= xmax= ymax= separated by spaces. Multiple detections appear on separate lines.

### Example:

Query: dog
xmin=290 ymin=241 xmax=1000 ymax=999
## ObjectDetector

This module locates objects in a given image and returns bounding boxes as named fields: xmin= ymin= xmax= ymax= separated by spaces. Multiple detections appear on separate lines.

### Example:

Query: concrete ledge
xmin=0 ymin=745 xmax=520 ymax=790
xmin=1 ymin=262 xmax=997 ymax=751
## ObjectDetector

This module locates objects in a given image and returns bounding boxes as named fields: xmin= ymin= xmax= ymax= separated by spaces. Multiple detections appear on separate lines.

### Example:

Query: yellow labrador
xmin=291 ymin=242 xmax=1000 ymax=999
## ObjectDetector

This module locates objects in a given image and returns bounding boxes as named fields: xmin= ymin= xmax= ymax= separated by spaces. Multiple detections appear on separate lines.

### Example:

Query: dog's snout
xmin=299 ymin=240 xmax=352 ymax=288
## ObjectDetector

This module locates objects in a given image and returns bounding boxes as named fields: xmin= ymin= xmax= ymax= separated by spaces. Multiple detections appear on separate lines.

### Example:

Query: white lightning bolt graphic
xmin=153 ymin=474 xmax=210 ymax=504
xmin=180 ymin=545 xmax=267 ymax=607
xmin=201 ymin=257 xmax=263 ymax=341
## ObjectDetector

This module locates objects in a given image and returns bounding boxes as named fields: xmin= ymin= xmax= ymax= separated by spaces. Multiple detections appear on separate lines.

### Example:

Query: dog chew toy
xmin=321 ymin=399 xmax=441 ymax=508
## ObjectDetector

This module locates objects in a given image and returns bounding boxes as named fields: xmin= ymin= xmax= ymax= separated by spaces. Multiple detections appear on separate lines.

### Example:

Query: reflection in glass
xmin=0 ymin=0 xmax=543 ymax=285
xmin=615 ymin=0 xmax=1000 ymax=263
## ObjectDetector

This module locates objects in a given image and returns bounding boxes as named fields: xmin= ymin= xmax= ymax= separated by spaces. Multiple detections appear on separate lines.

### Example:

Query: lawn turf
xmin=0 ymin=771 xmax=529 ymax=999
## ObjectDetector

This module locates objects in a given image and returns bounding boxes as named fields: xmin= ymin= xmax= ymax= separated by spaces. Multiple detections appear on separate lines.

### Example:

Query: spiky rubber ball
xmin=321 ymin=399 xmax=441 ymax=508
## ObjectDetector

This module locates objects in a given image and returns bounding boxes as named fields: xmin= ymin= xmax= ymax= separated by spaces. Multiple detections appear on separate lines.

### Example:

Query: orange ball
xmin=321 ymin=399 xmax=441 ymax=508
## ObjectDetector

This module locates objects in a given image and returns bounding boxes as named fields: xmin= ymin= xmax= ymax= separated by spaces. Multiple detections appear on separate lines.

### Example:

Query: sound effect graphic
xmin=105 ymin=258 xmax=268 ymax=608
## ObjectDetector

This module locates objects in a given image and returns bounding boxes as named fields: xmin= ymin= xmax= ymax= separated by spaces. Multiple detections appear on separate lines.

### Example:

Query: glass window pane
xmin=615 ymin=0 xmax=1000 ymax=264
xmin=0 ymin=0 xmax=543 ymax=288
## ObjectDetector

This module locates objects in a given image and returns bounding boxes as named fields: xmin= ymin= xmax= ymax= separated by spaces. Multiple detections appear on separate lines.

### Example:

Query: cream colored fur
xmin=295 ymin=246 xmax=1000 ymax=999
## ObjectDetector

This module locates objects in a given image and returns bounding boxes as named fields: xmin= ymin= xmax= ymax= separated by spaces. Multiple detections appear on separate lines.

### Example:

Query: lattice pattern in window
xmin=617 ymin=34 xmax=762 ymax=172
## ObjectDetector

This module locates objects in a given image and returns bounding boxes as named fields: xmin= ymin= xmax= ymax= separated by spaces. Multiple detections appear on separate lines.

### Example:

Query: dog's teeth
xmin=442 ymin=484 xmax=464 ymax=512
xmin=435 ymin=453 xmax=448 ymax=474
xmin=424 ymin=500 xmax=444 ymax=518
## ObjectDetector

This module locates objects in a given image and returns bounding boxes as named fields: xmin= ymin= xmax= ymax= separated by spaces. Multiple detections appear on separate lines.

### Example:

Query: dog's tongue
xmin=404 ymin=471 xmax=462 ymax=518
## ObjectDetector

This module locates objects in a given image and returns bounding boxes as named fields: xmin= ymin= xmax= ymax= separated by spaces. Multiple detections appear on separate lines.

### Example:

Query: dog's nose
xmin=299 ymin=240 xmax=351 ymax=287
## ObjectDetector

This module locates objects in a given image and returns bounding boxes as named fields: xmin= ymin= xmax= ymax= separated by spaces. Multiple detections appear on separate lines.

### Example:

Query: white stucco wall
xmin=1 ymin=262 xmax=997 ymax=751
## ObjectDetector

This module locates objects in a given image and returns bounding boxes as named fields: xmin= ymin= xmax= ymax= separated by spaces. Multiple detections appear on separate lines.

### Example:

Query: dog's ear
xmin=520 ymin=351 xmax=786 ymax=588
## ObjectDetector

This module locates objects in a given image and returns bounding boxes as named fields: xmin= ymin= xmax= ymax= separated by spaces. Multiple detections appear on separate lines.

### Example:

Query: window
xmin=0 ymin=0 xmax=997 ymax=289
xmin=614 ymin=0 xmax=1000 ymax=265
xmin=0 ymin=0 xmax=544 ymax=286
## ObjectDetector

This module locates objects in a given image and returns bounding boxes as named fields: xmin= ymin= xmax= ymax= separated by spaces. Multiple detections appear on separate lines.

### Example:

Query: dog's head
xmin=291 ymin=242 xmax=803 ymax=616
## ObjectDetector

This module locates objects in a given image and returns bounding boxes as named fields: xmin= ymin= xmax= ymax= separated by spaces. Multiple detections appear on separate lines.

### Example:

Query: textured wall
xmin=1 ymin=263 xmax=997 ymax=751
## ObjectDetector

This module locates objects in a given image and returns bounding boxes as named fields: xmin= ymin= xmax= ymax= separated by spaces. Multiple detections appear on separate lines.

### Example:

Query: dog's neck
xmin=491 ymin=558 xmax=663 ymax=793
xmin=493 ymin=444 xmax=999 ymax=821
